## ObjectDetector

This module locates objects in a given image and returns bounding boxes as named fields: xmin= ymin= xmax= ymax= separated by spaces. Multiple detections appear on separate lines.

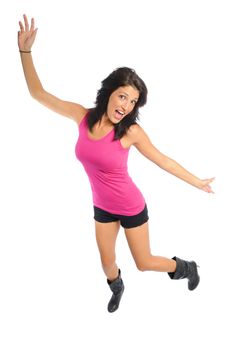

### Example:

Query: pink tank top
xmin=75 ymin=112 xmax=146 ymax=215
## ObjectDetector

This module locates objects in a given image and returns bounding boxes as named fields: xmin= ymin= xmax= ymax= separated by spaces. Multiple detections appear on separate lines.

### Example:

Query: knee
xmin=135 ymin=259 xmax=151 ymax=272
xmin=136 ymin=265 xmax=147 ymax=272
xmin=134 ymin=253 xmax=154 ymax=271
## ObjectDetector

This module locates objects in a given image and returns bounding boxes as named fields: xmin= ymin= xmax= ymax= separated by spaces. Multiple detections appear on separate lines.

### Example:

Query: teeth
xmin=117 ymin=110 xmax=124 ymax=115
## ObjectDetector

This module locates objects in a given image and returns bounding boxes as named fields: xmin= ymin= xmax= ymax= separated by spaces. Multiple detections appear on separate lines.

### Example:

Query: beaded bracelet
xmin=19 ymin=50 xmax=31 ymax=53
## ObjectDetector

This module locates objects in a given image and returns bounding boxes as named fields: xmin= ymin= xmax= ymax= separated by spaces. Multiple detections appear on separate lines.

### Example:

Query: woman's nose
xmin=121 ymin=100 xmax=129 ymax=110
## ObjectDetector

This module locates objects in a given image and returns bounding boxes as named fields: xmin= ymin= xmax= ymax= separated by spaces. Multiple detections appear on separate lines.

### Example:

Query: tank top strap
xmin=79 ymin=112 xmax=89 ymax=134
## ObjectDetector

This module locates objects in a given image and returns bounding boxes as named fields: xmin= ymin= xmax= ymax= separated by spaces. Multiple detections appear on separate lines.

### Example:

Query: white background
xmin=1 ymin=0 xmax=237 ymax=349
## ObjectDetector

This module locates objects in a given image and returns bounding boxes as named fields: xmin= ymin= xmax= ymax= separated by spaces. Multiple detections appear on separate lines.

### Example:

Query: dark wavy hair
xmin=87 ymin=67 xmax=148 ymax=141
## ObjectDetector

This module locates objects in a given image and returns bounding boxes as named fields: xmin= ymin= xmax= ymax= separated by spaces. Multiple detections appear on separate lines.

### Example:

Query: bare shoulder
xmin=73 ymin=106 xmax=89 ymax=126
xmin=127 ymin=123 xmax=165 ymax=166
xmin=127 ymin=123 xmax=147 ymax=146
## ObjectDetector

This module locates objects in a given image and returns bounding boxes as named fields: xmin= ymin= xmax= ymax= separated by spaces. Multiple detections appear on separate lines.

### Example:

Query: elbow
xmin=30 ymin=91 xmax=37 ymax=99
xmin=30 ymin=89 xmax=45 ymax=101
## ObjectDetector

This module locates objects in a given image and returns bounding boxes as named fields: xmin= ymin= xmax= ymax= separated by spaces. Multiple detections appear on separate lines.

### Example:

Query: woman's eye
xmin=119 ymin=95 xmax=126 ymax=100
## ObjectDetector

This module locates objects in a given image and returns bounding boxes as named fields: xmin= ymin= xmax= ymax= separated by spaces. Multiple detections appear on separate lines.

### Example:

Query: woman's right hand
xmin=18 ymin=14 xmax=38 ymax=51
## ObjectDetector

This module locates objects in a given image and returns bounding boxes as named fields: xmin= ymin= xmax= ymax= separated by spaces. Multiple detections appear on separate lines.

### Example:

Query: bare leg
xmin=124 ymin=221 xmax=176 ymax=273
xmin=95 ymin=220 xmax=121 ymax=280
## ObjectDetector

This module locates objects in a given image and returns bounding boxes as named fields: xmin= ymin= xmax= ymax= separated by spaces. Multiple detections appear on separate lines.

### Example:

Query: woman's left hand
xmin=198 ymin=177 xmax=215 ymax=193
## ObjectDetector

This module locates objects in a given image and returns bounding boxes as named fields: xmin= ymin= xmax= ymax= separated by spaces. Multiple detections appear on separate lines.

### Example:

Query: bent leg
xmin=124 ymin=221 xmax=176 ymax=272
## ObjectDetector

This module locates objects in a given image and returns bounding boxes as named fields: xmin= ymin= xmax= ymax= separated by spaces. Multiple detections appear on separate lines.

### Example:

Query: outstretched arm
xmin=129 ymin=124 xmax=215 ymax=193
xmin=18 ymin=14 xmax=87 ymax=124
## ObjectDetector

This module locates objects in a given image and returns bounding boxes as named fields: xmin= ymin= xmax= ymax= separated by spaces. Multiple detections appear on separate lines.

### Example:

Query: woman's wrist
xmin=194 ymin=178 xmax=203 ymax=189
xmin=19 ymin=49 xmax=31 ymax=53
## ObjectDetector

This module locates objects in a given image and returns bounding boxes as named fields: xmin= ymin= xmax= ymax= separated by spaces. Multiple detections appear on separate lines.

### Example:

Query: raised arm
xmin=18 ymin=14 xmax=87 ymax=124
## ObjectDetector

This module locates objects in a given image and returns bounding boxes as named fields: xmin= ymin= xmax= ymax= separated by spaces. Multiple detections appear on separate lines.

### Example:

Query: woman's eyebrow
xmin=119 ymin=91 xmax=138 ymax=100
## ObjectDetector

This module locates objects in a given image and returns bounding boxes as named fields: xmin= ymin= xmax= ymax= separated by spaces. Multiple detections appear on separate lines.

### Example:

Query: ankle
xmin=107 ymin=267 xmax=120 ymax=282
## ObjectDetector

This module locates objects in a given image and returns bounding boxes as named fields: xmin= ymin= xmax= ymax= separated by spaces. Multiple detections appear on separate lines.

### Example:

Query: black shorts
xmin=93 ymin=203 xmax=149 ymax=229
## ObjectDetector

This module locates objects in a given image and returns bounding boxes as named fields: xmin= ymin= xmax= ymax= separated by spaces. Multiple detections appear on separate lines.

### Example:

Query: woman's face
xmin=105 ymin=85 xmax=139 ymax=124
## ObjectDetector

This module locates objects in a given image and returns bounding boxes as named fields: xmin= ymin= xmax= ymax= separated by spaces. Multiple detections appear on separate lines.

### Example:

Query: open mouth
xmin=115 ymin=110 xmax=125 ymax=120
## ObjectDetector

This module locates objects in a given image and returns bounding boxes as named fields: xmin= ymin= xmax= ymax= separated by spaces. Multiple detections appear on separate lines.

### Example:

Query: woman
xmin=18 ymin=14 xmax=214 ymax=313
